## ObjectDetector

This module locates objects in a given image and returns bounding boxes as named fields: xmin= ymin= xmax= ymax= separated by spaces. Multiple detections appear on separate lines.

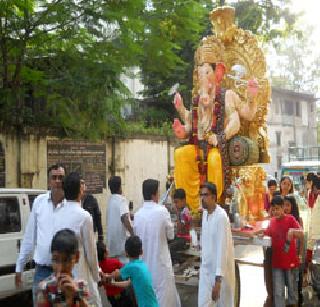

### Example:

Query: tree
xmin=137 ymin=0 xmax=211 ymax=126
xmin=0 ymin=0 xmax=300 ymax=138
xmin=234 ymin=0 xmax=297 ymax=41
xmin=0 ymin=0 xmax=146 ymax=138
xmin=139 ymin=0 xmax=299 ymax=125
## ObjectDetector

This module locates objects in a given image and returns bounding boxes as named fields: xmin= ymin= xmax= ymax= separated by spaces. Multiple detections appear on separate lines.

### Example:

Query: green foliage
xmin=140 ymin=0 xmax=299 ymax=125
xmin=124 ymin=121 xmax=173 ymax=136
xmin=234 ymin=1 xmax=264 ymax=34
xmin=0 ymin=0 xmax=145 ymax=138
xmin=140 ymin=0 xmax=209 ymax=120
xmin=0 ymin=0 xmax=300 ymax=138
xmin=233 ymin=0 xmax=298 ymax=41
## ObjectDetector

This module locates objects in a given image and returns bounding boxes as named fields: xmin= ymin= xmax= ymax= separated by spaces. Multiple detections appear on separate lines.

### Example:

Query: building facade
xmin=264 ymin=87 xmax=318 ymax=178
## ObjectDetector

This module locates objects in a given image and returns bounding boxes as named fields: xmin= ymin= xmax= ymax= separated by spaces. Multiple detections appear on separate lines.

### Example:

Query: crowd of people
xmin=259 ymin=173 xmax=320 ymax=307
xmin=15 ymin=163 xmax=235 ymax=307
xmin=15 ymin=162 xmax=320 ymax=307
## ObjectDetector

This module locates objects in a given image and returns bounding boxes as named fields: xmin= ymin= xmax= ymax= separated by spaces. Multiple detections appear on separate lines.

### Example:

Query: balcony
xmin=281 ymin=115 xmax=294 ymax=126
xmin=288 ymin=146 xmax=320 ymax=161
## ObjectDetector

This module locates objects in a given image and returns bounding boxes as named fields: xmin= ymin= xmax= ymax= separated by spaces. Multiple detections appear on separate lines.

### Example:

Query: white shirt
xmin=198 ymin=205 xmax=235 ymax=307
xmin=52 ymin=200 xmax=99 ymax=281
xmin=106 ymin=194 xmax=129 ymax=257
xmin=53 ymin=200 xmax=101 ymax=307
xmin=16 ymin=192 xmax=59 ymax=272
xmin=134 ymin=201 xmax=180 ymax=307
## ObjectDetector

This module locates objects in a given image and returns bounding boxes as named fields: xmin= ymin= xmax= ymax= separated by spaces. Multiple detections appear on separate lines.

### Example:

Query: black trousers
xmin=169 ymin=236 xmax=188 ymax=264
xmin=108 ymin=287 xmax=137 ymax=307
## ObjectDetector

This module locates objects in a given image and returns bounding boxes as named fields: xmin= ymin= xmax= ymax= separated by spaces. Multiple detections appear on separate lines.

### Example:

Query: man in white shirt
xmin=134 ymin=179 xmax=181 ymax=307
xmin=198 ymin=182 xmax=235 ymax=307
xmin=53 ymin=172 xmax=102 ymax=306
xmin=106 ymin=176 xmax=133 ymax=260
xmin=15 ymin=163 xmax=66 ymax=305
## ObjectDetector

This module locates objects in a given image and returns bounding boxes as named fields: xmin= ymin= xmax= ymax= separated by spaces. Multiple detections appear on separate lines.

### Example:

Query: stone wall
xmin=0 ymin=133 xmax=48 ymax=188
xmin=0 ymin=133 xmax=176 ymax=236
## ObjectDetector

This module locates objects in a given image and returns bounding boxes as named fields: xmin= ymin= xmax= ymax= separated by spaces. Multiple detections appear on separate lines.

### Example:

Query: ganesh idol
xmin=172 ymin=37 xmax=259 ymax=213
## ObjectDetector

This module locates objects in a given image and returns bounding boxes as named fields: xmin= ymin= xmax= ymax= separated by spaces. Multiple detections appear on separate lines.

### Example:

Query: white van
xmin=0 ymin=188 xmax=46 ymax=299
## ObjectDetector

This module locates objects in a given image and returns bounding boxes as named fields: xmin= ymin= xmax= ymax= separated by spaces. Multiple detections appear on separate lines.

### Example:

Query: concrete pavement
xmin=177 ymin=244 xmax=320 ymax=307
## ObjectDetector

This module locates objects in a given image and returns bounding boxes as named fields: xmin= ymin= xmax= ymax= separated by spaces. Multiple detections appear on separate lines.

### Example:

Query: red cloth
xmin=308 ymin=191 xmax=315 ymax=208
xmin=176 ymin=207 xmax=192 ymax=241
xmin=263 ymin=192 xmax=271 ymax=211
xmin=306 ymin=249 xmax=313 ymax=265
xmin=99 ymin=258 xmax=124 ymax=296
xmin=264 ymin=214 xmax=301 ymax=269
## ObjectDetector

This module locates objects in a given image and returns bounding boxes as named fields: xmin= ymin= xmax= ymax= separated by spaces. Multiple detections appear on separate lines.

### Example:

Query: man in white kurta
xmin=107 ymin=176 xmax=133 ymax=261
xmin=53 ymin=172 xmax=102 ymax=307
xmin=134 ymin=179 xmax=181 ymax=307
xmin=199 ymin=182 xmax=235 ymax=307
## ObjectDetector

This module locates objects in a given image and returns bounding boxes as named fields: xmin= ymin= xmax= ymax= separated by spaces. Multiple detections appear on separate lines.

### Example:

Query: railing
xmin=288 ymin=147 xmax=320 ymax=161
xmin=282 ymin=115 xmax=294 ymax=126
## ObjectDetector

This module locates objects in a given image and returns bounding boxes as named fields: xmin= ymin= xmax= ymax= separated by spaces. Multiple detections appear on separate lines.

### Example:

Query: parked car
xmin=0 ymin=188 xmax=46 ymax=299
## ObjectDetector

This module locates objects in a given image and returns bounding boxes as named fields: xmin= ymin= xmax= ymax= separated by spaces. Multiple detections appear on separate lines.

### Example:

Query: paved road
xmin=236 ymin=244 xmax=267 ymax=307
xmin=236 ymin=245 xmax=320 ymax=307
xmin=2 ymin=245 xmax=319 ymax=306
xmin=177 ymin=244 xmax=320 ymax=307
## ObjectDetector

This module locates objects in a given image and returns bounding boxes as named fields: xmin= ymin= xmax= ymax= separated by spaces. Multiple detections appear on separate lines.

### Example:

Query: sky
xmin=264 ymin=0 xmax=320 ymax=96
xmin=290 ymin=0 xmax=320 ymax=97
xmin=290 ymin=0 xmax=320 ymax=44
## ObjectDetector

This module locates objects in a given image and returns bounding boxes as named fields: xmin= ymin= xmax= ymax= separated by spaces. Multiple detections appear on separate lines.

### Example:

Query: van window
xmin=28 ymin=194 xmax=39 ymax=210
xmin=0 ymin=197 xmax=21 ymax=233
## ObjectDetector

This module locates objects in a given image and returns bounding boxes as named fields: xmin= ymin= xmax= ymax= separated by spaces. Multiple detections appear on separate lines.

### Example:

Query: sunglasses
xmin=51 ymin=175 xmax=64 ymax=180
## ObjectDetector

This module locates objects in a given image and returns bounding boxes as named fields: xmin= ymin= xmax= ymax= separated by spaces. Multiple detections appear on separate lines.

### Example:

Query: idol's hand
xmin=173 ymin=92 xmax=183 ymax=110
xmin=207 ymin=133 xmax=218 ymax=146
xmin=172 ymin=118 xmax=187 ymax=139
xmin=247 ymin=79 xmax=258 ymax=98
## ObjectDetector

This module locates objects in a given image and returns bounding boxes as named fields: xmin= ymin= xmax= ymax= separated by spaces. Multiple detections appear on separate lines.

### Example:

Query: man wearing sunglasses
xmin=198 ymin=182 xmax=235 ymax=307
xmin=15 ymin=163 xmax=66 ymax=306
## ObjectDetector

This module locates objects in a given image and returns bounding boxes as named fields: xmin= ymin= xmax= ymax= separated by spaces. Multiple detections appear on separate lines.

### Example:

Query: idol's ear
xmin=215 ymin=62 xmax=226 ymax=84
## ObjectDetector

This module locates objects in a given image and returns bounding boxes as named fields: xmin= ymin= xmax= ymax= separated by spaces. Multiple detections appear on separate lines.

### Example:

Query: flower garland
xmin=189 ymin=85 xmax=231 ymax=196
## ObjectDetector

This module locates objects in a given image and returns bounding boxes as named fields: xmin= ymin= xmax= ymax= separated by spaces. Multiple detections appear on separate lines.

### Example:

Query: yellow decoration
xmin=174 ymin=145 xmax=223 ymax=212
xmin=194 ymin=37 xmax=224 ymax=65
xmin=232 ymin=166 xmax=266 ymax=221
xmin=173 ymin=6 xmax=270 ymax=216
xmin=209 ymin=6 xmax=270 ymax=162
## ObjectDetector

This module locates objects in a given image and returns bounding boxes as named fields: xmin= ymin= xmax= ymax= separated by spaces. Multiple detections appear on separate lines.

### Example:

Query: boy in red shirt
xmin=97 ymin=241 xmax=133 ymax=306
xmin=254 ymin=196 xmax=304 ymax=307
xmin=169 ymin=188 xmax=192 ymax=265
